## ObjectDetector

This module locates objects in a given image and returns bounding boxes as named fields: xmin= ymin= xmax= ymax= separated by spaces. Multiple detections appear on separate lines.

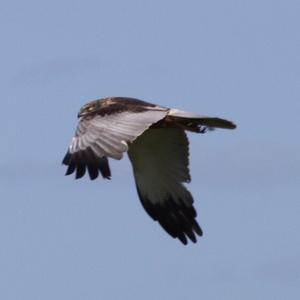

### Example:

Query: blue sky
xmin=1 ymin=0 xmax=299 ymax=299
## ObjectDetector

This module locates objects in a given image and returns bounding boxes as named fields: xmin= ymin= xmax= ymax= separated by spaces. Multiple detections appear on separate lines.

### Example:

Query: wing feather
xmin=128 ymin=128 xmax=202 ymax=245
xmin=63 ymin=109 xmax=168 ymax=180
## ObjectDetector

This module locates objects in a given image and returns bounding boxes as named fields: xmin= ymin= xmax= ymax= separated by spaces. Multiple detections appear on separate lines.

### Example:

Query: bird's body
xmin=63 ymin=97 xmax=236 ymax=244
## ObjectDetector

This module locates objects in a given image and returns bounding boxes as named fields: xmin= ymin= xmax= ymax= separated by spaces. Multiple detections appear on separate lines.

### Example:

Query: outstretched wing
xmin=63 ymin=109 xmax=168 ymax=180
xmin=128 ymin=128 xmax=202 ymax=245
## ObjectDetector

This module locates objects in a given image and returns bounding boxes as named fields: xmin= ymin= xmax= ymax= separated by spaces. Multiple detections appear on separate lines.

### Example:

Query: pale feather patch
xmin=68 ymin=109 xmax=168 ymax=159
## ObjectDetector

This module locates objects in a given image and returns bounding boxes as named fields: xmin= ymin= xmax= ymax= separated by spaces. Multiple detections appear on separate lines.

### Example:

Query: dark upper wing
xmin=63 ymin=108 xmax=169 ymax=180
xmin=128 ymin=127 xmax=202 ymax=245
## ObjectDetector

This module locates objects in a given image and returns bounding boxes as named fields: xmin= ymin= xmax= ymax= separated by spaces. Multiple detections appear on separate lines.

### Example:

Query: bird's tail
xmin=168 ymin=109 xmax=236 ymax=133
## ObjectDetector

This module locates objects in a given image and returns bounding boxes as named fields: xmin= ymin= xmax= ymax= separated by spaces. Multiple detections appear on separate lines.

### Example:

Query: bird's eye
xmin=88 ymin=107 xmax=94 ymax=111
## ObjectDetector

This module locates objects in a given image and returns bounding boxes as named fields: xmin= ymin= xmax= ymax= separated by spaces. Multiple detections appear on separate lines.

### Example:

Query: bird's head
xmin=78 ymin=101 xmax=99 ymax=118
xmin=77 ymin=98 xmax=115 ymax=118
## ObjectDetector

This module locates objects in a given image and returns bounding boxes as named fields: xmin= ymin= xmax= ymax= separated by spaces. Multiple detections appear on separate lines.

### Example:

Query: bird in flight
xmin=62 ymin=97 xmax=236 ymax=245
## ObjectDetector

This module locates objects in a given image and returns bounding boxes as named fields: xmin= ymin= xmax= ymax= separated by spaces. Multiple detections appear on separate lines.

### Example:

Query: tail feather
xmin=168 ymin=109 xmax=236 ymax=131
xmin=190 ymin=117 xmax=236 ymax=129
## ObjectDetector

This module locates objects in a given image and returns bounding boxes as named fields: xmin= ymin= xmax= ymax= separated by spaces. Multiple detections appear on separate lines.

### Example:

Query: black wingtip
xmin=136 ymin=186 xmax=202 ymax=245
xmin=62 ymin=151 xmax=71 ymax=165
xmin=62 ymin=148 xmax=111 ymax=180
